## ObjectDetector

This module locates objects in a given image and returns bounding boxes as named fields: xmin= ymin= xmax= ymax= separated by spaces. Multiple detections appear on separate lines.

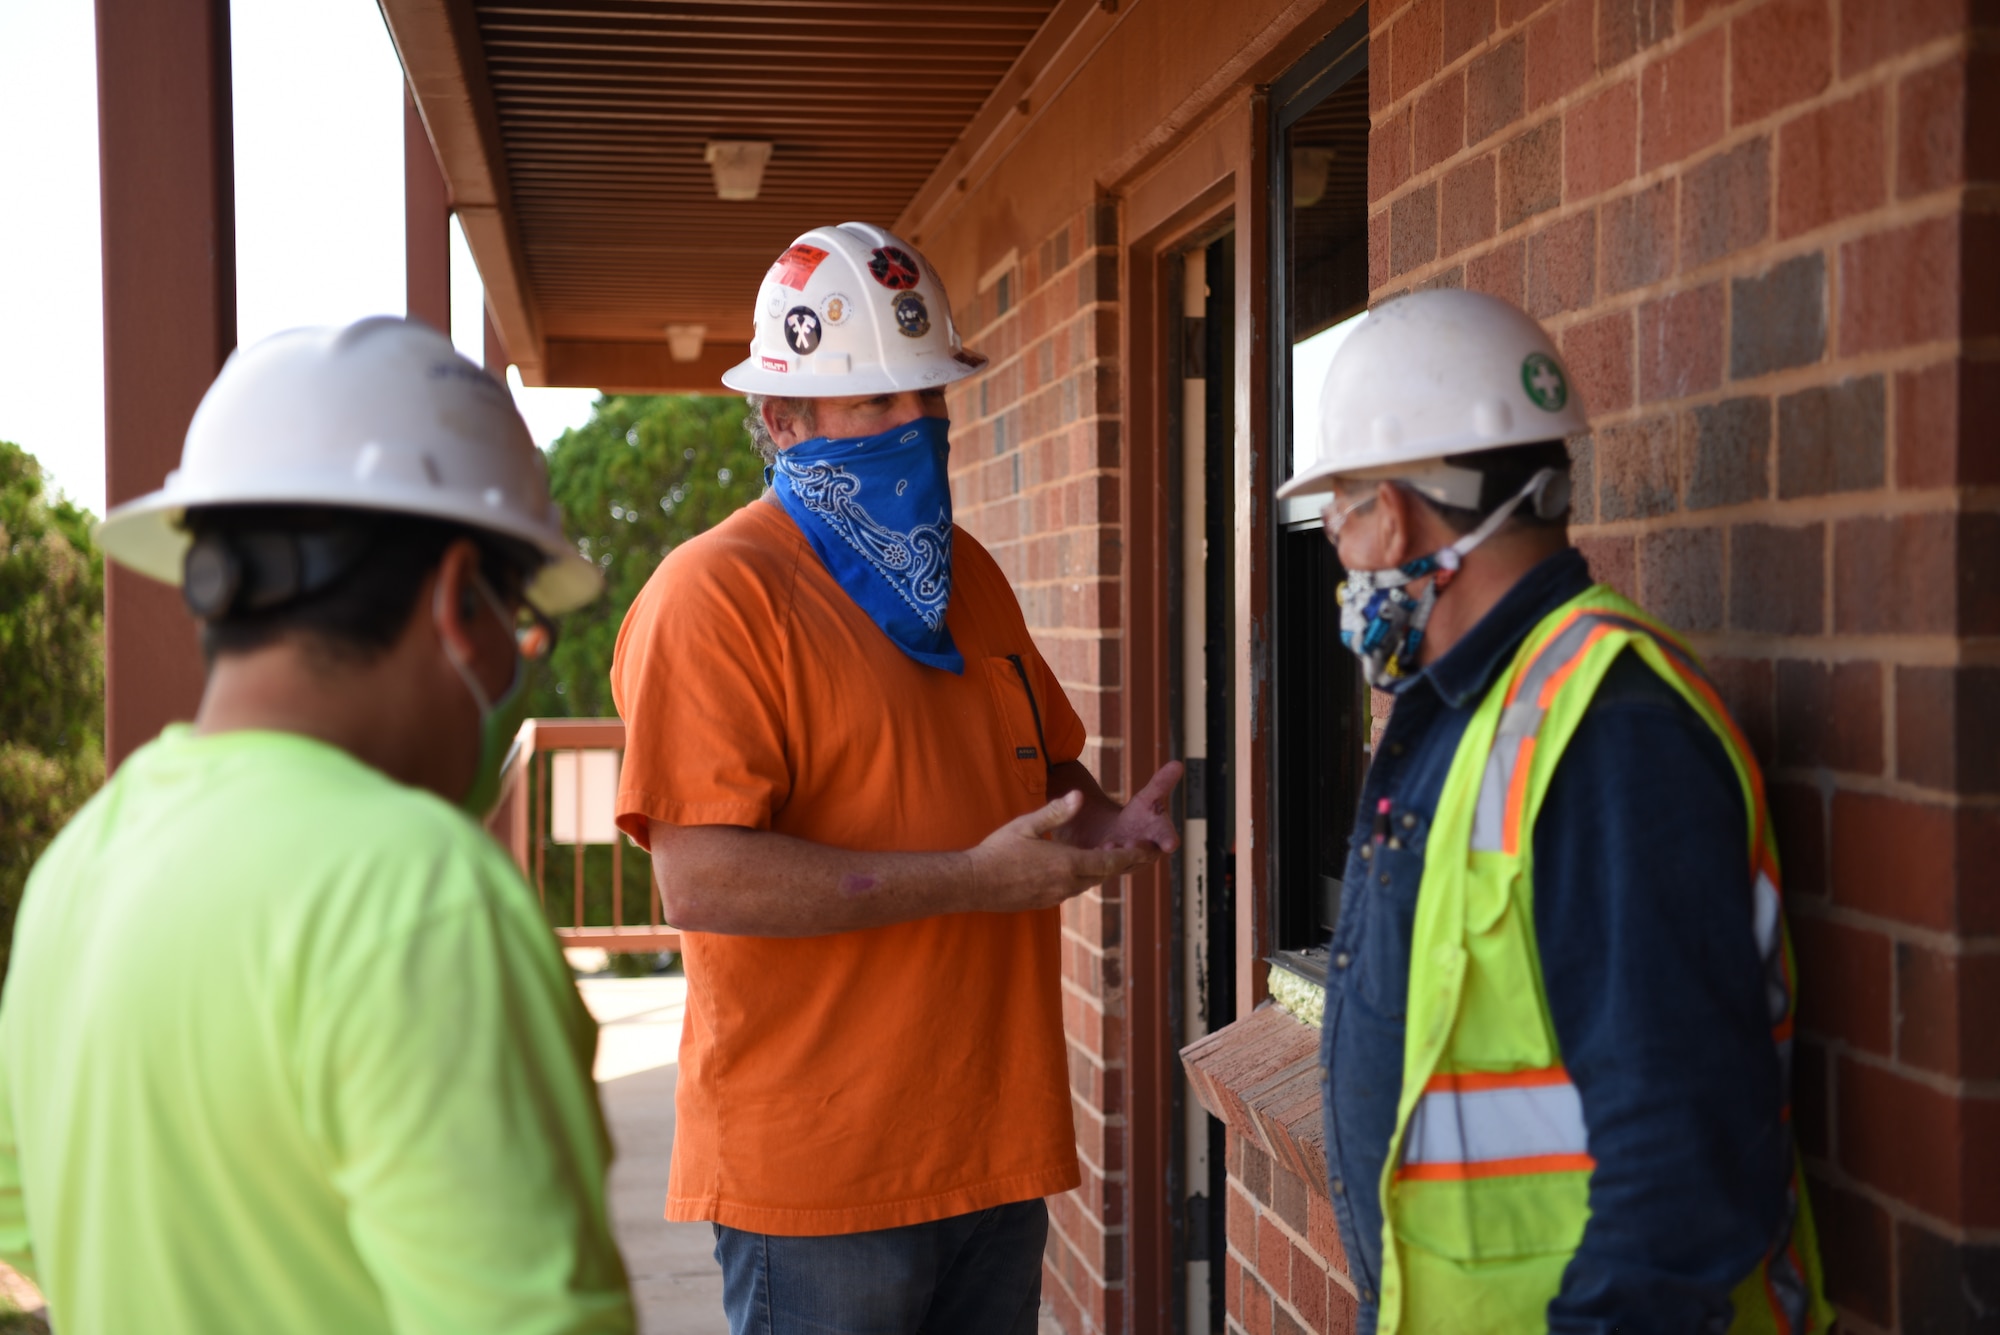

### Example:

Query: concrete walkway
xmin=578 ymin=975 xmax=729 ymax=1335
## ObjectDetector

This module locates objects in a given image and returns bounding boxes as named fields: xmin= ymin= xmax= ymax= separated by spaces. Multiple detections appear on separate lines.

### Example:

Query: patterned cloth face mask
xmin=769 ymin=414 xmax=965 ymax=674
xmin=1336 ymin=468 xmax=1565 ymax=692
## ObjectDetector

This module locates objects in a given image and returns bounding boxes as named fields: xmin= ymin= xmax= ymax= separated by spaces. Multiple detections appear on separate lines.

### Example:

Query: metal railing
xmin=487 ymin=718 xmax=682 ymax=954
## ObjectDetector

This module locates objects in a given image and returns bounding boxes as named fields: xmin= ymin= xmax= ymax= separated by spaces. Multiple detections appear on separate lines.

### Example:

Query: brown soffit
xmin=380 ymin=0 xmax=1079 ymax=391
xmin=377 ymin=0 xmax=548 ymax=382
xmin=541 ymin=336 xmax=744 ymax=395
xmin=906 ymin=0 xmax=1366 ymax=286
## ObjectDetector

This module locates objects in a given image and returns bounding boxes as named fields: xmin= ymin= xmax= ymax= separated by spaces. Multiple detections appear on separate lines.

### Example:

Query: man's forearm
xmin=651 ymin=823 xmax=979 ymax=937
xmin=648 ymin=764 xmax=1171 ymax=938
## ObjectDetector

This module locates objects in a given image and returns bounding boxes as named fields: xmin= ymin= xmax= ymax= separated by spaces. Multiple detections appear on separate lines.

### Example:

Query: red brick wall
xmin=1364 ymin=0 xmax=1998 ymax=1328
xmin=948 ymin=203 xmax=1132 ymax=1334
xmin=936 ymin=2 xmax=1993 ymax=1329
xmin=1185 ymin=1005 xmax=1362 ymax=1335
xmin=1226 ymin=1130 xmax=1356 ymax=1335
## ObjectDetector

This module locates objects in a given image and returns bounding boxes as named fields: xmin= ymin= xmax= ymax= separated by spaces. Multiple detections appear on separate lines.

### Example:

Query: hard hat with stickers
xmin=721 ymin=222 xmax=988 ymax=398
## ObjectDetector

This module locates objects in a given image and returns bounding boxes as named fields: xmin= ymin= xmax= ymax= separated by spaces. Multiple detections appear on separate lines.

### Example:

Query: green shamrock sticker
xmin=1521 ymin=352 xmax=1568 ymax=411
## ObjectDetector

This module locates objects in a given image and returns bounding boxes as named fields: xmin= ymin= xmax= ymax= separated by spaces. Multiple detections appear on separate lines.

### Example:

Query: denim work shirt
xmin=1317 ymin=549 xmax=1795 ymax=1334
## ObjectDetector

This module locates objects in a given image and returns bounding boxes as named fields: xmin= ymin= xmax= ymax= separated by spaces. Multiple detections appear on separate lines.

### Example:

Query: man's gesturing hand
xmin=1056 ymin=761 xmax=1185 ymax=855
xmin=967 ymin=790 xmax=1159 ymax=913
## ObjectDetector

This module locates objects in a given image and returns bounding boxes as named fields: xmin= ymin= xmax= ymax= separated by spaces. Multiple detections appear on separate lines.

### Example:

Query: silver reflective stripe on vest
xmin=1470 ymin=702 xmax=1545 ymax=852
xmin=1755 ymin=869 xmax=1786 ymax=1022
xmin=1469 ymin=612 xmax=1609 ymax=853
xmin=1470 ymin=611 xmax=1721 ymax=855
xmin=1401 ymin=1074 xmax=1591 ymax=1176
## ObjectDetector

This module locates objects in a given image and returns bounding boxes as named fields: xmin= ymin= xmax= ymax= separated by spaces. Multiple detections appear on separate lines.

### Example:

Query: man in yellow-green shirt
xmin=0 ymin=318 xmax=633 ymax=1333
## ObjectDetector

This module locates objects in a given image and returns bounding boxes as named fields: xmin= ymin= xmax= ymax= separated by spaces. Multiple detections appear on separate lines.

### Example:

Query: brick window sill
xmin=1180 ymin=1004 xmax=1330 ymax=1201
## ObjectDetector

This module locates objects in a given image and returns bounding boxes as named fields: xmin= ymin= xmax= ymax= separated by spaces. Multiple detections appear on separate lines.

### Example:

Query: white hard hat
xmin=1277 ymin=289 xmax=1588 ymax=501
xmin=720 ymin=222 xmax=988 ymax=397
xmin=95 ymin=317 xmax=601 ymax=614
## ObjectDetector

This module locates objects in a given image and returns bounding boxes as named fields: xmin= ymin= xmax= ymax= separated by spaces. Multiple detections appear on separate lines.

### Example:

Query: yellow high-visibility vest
xmin=1375 ymin=585 xmax=1834 ymax=1334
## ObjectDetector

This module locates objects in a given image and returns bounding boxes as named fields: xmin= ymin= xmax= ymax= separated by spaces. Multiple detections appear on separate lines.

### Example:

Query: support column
xmin=405 ymin=85 xmax=451 ymax=335
xmin=96 ymin=0 xmax=235 ymax=768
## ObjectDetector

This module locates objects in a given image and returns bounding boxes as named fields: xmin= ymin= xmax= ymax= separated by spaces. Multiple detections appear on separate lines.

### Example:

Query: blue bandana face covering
xmin=769 ymin=414 xmax=965 ymax=674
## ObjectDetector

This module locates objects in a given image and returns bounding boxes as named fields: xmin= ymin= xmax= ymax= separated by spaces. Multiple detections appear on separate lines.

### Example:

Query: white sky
xmin=0 ymin=0 xmax=599 ymax=519
xmin=1289 ymin=310 xmax=1366 ymax=477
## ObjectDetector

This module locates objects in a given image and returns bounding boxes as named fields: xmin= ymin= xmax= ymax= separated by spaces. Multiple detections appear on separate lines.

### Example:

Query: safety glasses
xmin=1321 ymin=486 xmax=1378 ymax=541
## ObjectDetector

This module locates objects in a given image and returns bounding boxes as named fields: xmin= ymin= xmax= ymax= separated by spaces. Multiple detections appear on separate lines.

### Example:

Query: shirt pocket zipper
xmin=983 ymin=654 xmax=1053 ymax=797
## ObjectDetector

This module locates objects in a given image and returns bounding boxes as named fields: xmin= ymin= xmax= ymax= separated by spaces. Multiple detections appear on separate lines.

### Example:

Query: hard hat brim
xmin=96 ymin=481 xmax=604 ymax=616
xmin=1275 ymin=458 xmax=1343 ymax=501
xmin=719 ymin=346 xmax=988 ymax=397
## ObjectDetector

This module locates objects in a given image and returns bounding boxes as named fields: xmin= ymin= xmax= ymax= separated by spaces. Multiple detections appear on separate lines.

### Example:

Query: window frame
xmin=1265 ymin=10 xmax=1372 ymax=985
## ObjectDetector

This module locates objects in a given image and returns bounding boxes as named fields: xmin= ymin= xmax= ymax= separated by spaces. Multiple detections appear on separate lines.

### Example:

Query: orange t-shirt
xmin=610 ymin=497 xmax=1085 ymax=1235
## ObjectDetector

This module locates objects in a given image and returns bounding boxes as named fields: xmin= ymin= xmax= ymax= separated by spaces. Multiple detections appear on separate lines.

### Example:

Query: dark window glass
xmin=1270 ymin=16 xmax=1371 ymax=976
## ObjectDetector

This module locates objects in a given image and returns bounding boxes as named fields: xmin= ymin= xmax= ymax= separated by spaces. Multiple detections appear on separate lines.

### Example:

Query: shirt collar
xmin=1418 ymin=547 xmax=1595 ymax=709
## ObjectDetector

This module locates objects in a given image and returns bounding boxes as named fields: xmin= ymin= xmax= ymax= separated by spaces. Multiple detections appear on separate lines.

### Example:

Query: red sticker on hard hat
xmin=868 ymin=246 xmax=922 ymax=290
xmin=892 ymin=291 xmax=930 ymax=338
xmin=768 ymin=244 xmax=829 ymax=290
xmin=783 ymin=306 xmax=823 ymax=355
xmin=761 ymin=356 xmax=789 ymax=373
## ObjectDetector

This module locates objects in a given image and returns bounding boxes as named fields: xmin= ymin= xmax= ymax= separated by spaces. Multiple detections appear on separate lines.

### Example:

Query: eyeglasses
xmin=1321 ymin=488 xmax=1378 ymax=541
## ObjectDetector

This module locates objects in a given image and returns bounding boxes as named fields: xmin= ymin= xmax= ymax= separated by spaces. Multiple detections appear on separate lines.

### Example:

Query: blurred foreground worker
xmin=1282 ymin=291 xmax=1832 ymax=1334
xmin=0 ymin=319 xmax=634 ymax=1333
xmin=610 ymin=223 xmax=1181 ymax=1335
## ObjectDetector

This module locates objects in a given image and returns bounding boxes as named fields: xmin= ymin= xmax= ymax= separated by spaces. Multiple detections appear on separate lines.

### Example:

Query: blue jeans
xmin=711 ymin=1199 xmax=1048 ymax=1335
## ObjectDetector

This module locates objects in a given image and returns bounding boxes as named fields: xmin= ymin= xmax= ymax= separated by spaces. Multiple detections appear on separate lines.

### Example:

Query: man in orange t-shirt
xmin=610 ymin=223 xmax=1182 ymax=1334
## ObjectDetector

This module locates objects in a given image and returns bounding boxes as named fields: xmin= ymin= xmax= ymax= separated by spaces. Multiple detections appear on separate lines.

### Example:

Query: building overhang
xmin=376 ymin=0 xmax=1090 ymax=392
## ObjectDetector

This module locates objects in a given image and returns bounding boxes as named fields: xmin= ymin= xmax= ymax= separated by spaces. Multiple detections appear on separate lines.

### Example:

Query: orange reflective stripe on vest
xmin=1399 ymin=1066 xmax=1593 ymax=1182
xmin=1471 ymin=607 xmax=1798 ymax=1023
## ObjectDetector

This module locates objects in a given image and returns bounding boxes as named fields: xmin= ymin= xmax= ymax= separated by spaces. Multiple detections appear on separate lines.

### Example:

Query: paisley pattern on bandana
xmin=775 ymin=458 xmax=953 ymax=631
xmin=769 ymin=415 xmax=965 ymax=674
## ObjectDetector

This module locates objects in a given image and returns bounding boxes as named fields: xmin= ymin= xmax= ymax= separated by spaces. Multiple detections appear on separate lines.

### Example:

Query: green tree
xmin=0 ymin=441 xmax=105 ymax=982
xmin=510 ymin=396 xmax=763 ymax=950
xmin=521 ymin=394 xmax=765 ymax=720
